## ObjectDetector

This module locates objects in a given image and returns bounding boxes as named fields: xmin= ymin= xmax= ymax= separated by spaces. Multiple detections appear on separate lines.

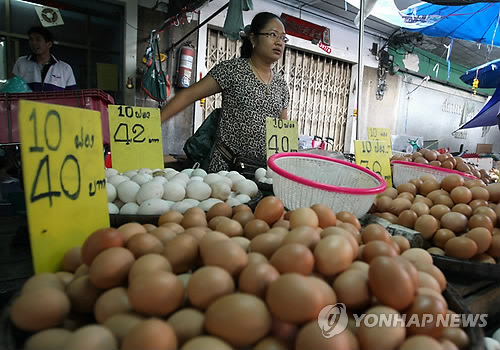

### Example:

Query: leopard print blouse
xmin=207 ymin=57 xmax=289 ymax=172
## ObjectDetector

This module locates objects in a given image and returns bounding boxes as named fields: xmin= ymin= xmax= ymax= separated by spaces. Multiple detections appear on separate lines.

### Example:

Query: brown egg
xmin=376 ymin=196 xmax=393 ymax=212
xmin=414 ymin=214 xmax=440 ymax=239
xmin=472 ymin=253 xmax=496 ymax=264
xmin=267 ymin=226 xmax=289 ymax=239
xmin=487 ymin=182 xmax=500 ymax=203
xmin=368 ymin=256 xmax=416 ymax=311
xmin=122 ymin=319 xmax=177 ymax=350
xmin=401 ymin=248 xmax=434 ymax=265
xmin=266 ymin=274 xmax=331 ymax=324
xmin=380 ymin=187 xmax=398 ymax=199
xmin=238 ymin=262 xmax=280 ymax=298
xmin=414 ymin=262 xmax=446 ymax=292
xmin=272 ymin=219 xmax=290 ymax=230
xmin=88 ymin=247 xmax=135 ymax=289
xmin=398 ymin=192 xmax=415 ymax=201
xmin=63 ymin=324 xmax=118 ymax=350
xmin=336 ymin=211 xmax=362 ymax=230
xmin=55 ymin=271 xmax=74 ymax=287
xmin=420 ymin=181 xmax=441 ymax=196
xmin=441 ymin=339 xmax=460 ymax=350
xmin=400 ymin=335 xmax=444 ymax=350
xmin=161 ymin=222 xmax=185 ymax=234
xmin=417 ymin=271 xmax=441 ymax=293
xmin=232 ymin=210 xmax=256 ymax=227
xmin=357 ymin=305 xmax=406 ymax=350
xmin=167 ymin=308 xmax=204 ymax=345
xmin=216 ymin=218 xmax=244 ymax=237
xmin=249 ymin=233 xmax=283 ymax=259
xmin=150 ymin=226 xmax=177 ymax=245
xmin=81 ymin=227 xmax=125 ymax=265
xmin=143 ymin=224 xmax=157 ymax=232
xmin=465 ymin=179 xmax=486 ymax=188
xmin=186 ymin=266 xmax=235 ymax=310
xmin=450 ymin=186 xmax=473 ymax=204
xmin=21 ymin=273 xmax=65 ymax=294
xmin=410 ymin=202 xmax=430 ymax=216
xmin=205 ymin=293 xmax=272 ymax=347
xmin=430 ymin=160 xmax=442 ymax=167
xmin=452 ymin=203 xmax=473 ymax=218
xmin=465 ymin=227 xmax=492 ymax=254
xmin=182 ymin=336 xmax=233 ymax=350
xmin=441 ymin=327 xmax=470 ymax=350
xmin=295 ymin=320 xmax=352 ymax=350
xmin=244 ymin=219 xmax=271 ymax=239
xmin=118 ymin=222 xmax=148 ymax=241
xmin=421 ymin=174 xmax=438 ymax=182
xmin=206 ymin=202 xmax=232 ymax=221
xmin=289 ymin=208 xmax=319 ymax=229
xmin=128 ymin=253 xmax=172 ymax=283
xmin=208 ymin=216 xmax=225 ymax=231
xmin=441 ymin=174 xmax=464 ymax=192
xmin=391 ymin=235 xmax=411 ymax=253
xmin=231 ymin=236 xmax=250 ymax=251
xmin=314 ymin=235 xmax=354 ymax=276
xmin=429 ymin=204 xmax=450 ymax=221
xmin=158 ymin=210 xmax=184 ymax=225
xmin=164 ymin=234 xmax=199 ymax=273
xmin=468 ymin=214 xmax=494 ymax=232
xmin=283 ymin=226 xmax=320 ymax=249
xmin=415 ymin=156 xmax=429 ymax=164
xmin=94 ymin=286 xmax=131 ymax=323
xmin=394 ymin=255 xmax=419 ymax=288
xmin=24 ymin=328 xmax=72 ymax=350
xmin=62 ymin=247 xmax=82 ymax=273
xmin=488 ymin=235 xmax=500 ymax=258
xmin=348 ymin=260 xmax=370 ymax=273
xmin=311 ymin=203 xmax=337 ymax=228
xmin=379 ymin=212 xmax=399 ymax=223
xmin=445 ymin=236 xmax=478 ymax=259
xmin=389 ymin=198 xmax=412 ymax=216
xmin=474 ymin=206 xmax=497 ymax=225
xmin=333 ymin=269 xmax=371 ymax=310
xmin=183 ymin=227 xmax=209 ymax=242
xmin=128 ymin=271 xmax=184 ymax=316
xmin=126 ymin=233 xmax=163 ymax=258
xmin=469 ymin=199 xmax=489 ymax=211
xmin=414 ymin=195 xmax=434 ymax=207
xmin=254 ymin=196 xmax=285 ymax=225
xmin=271 ymin=318 xmax=299 ymax=348
xmin=181 ymin=207 xmax=208 ymax=229
xmin=433 ymin=194 xmax=455 ymax=208
xmin=398 ymin=209 xmax=418 ymax=228
xmin=270 ymin=243 xmax=314 ymax=275
xmin=66 ymin=275 xmax=102 ymax=313
xmin=409 ymin=178 xmax=424 ymax=190
xmin=232 ymin=204 xmax=253 ymax=215
xmin=427 ymin=189 xmax=448 ymax=202
xmin=432 ymin=229 xmax=456 ymax=249
xmin=440 ymin=212 xmax=468 ymax=234
xmin=10 ymin=288 xmax=71 ymax=331
xmin=397 ymin=183 xmax=418 ymax=196
xmin=337 ymin=222 xmax=361 ymax=238
xmin=362 ymin=241 xmax=398 ymax=263
xmin=406 ymin=294 xmax=448 ymax=338
xmin=254 ymin=336 xmax=288 ymax=350
xmin=361 ymin=224 xmax=391 ymax=244
xmin=201 ymin=239 xmax=248 ymax=277
xmin=412 ymin=151 xmax=424 ymax=160
xmin=247 ymin=252 xmax=269 ymax=265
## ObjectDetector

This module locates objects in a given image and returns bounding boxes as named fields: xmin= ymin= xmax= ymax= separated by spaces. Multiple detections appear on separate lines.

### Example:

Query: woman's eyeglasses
xmin=257 ymin=32 xmax=289 ymax=43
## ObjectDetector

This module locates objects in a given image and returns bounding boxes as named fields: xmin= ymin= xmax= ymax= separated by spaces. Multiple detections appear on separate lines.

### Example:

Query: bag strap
xmin=154 ymin=35 xmax=164 ymax=75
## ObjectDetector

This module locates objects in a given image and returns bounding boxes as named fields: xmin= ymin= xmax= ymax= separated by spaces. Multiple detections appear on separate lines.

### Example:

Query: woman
xmin=161 ymin=12 xmax=289 ymax=172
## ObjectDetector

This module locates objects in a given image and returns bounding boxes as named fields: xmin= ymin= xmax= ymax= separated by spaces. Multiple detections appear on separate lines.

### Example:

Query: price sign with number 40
xmin=266 ymin=117 xmax=299 ymax=160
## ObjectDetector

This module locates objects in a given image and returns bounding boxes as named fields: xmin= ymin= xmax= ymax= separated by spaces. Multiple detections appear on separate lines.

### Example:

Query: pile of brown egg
xmin=372 ymin=174 xmax=500 ymax=262
xmin=9 ymin=197 xmax=472 ymax=350
xmin=391 ymin=150 xmax=492 ymax=184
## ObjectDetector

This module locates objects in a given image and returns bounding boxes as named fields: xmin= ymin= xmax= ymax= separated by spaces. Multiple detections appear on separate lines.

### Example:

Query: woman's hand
xmin=279 ymin=108 xmax=288 ymax=120
xmin=161 ymin=75 xmax=222 ymax=122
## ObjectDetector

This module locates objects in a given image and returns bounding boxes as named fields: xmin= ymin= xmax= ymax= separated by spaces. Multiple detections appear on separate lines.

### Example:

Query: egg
xmin=488 ymin=235 xmax=500 ymax=257
xmin=468 ymin=214 xmax=494 ymax=232
xmin=187 ymin=266 xmax=235 ymax=309
xmin=81 ymin=228 xmax=125 ymax=265
xmin=332 ymin=268 xmax=371 ymax=310
xmin=88 ymin=247 xmax=135 ymax=289
xmin=362 ymin=241 xmax=398 ymax=263
xmin=406 ymin=294 xmax=448 ymax=338
xmin=269 ymin=243 xmax=314 ymax=275
xmin=158 ymin=210 xmax=184 ymax=225
xmin=181 ymin=336 xmax=233 ymax=350
xmin=337 ymin=211 xmax=361 ymax=230
xmin=126 ymin=233 xmax=163 ymax=258
xmin=445 ymin=236 xmax=478 ymax=259
xmin=163 ymin=234 xmax=199 ymax=273
xmin=121 ymin=318 xmax=177 ymax=350
xmin=216 ymin=218 xmax=244 ymax=237
xmin=314 ymin=235 xmax=354 ymax=276
xmin=414 ymin=214 xmax=440 ymax=239
xmin=465 ymin=227 xmax=492 ymax=254
xmin=398 ymin=210 xmax=418 ymax=228
xmin=474 ymin=206 xmax=498 ymax=225
xmin=361 ymin=224 xmax=391 ymax=244
xmin=66 ymin=275 xmax=102 ymax=313
xmin=254 ymin=196 xmax=285 ymax=225
xmin=238 ymin=263 xmax=280 ymax=298
xmin=103 ymin=312 xmax=144 ymax=343
xmin=391 ymin=235 xmax=411 ymax=253
xmin=201 ymin=239 xmax=248 ymax=277
xmin=63 ymin=324 xmax=118 ymax=350
xmin=432 ymin=229 xmax=456 ymax=249
xmin=429 ymin=204 xmax=451 ymax=221
xmin=21 ymin=273 xmax=65 ymax=294
xmin=283 ymin=226 xmax=320 ymax=249
xmin=167 ymin=308 xmax=205 ymax=345
xmin=232 ymin=210 xmax=256 ymax=227
xmin=357 ymin=305 xmax=406 ymax=350
xmin=376 ymin=196 xmax=393 ymax=212
xmin=205 ymin=293 xmax=272 ymax=347
xmin=311 ymin=203 xmax=337 ymax=228
xmin=118 ymin=222 xmax=148 ymax=241
xmin=249 ymin=233 xmax=283 ymax=259
xmin=244 ymin=219 xmax=271 ymax=239
xmin=295 ymin=320 xmax=352 ymax=350
xmin=440 ymin=212 xmax=468 ymax=233
xmin=441 ymin=174 xmax=464 ymax=192
xmin=400 ymin=335 xmax=444 ymax=350
xmin=24 ymin=328 xmax=72 ymax=350
xmin=94 ymin=286 xmax=131 ymax=324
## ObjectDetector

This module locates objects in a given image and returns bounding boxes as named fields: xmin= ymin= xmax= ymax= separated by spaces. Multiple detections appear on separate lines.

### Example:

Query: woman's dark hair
xmin=28 ymin=26 xmax=53 ymax=43
xmin=240 ymin=12 xmax=284 ymax=58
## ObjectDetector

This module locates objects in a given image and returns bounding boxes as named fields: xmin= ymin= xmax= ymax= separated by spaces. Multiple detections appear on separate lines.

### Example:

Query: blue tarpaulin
xmin=460 ymin=58 xmax=500 ymax=88
xmin=460 ymin=82 xmax=500 ymax=129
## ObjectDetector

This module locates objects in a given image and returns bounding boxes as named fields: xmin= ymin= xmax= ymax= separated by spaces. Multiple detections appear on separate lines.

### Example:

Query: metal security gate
xmin=204 ymin=28 xmax=352 ymax=151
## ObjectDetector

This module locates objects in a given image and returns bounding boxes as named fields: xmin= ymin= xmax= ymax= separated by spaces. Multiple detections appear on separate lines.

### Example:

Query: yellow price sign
xmin=19 ymin=100 xmax=110 ymax=273
xmin=368 ymin=127 xmax=392 ymax=155
xmin=266 ymin=117 xmax=299 ymax=160
xmin=354 ymin=140 xmax=392 ymax=188
xmin=108 ymin=105 xmax=163 ymax=172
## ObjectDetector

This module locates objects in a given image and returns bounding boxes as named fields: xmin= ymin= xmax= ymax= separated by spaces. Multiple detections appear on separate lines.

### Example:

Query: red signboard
xmin=280 ymin=13 xmax=330 ymax=46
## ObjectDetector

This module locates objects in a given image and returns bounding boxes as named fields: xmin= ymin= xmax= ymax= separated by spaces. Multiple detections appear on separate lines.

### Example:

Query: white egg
xmin=218 ymin=170 xmax=229 ymax=176
xmin=235 ymin=194 xmax=251 ymax=204
xmin=181 ymin=168 xmax=194 ymax=177
xmin=210 ymin=182 xmax=231 ymax=201
xmin=113 ymin=199 xmax=125 ymax=208
xmin=204 ymin=173 xmax=222 ymax=185
xmin=485 ymin=337 xmax=500 ymax=350
xmin=493 ymin=328 xmax=500 ymax=343
xmin=138 ymin=168 xmax=153 ymax=175
xmin=136 ymin=182 xmax=164 ymax=205
xmin=198 ymin=198 xmax=223 ymax=211
xmin=106 ymin=183 xmax=117 ymax=202
xmin=163 ymin=182 xmax=186 ymax=201
xmin=165 ymin=170 xmax=179 ymax=180
xmin=225 ymin=197 xmax=241 ymax=207
xmin=266 ymin=168 xmax=275 ymax=178
xmin=107 ymin=202 xmax=119 ymax=214
xmin=182 ymin=198 xmax=200 ymax=207
xmin=131 ymin=173 xmax=152 ymax=185
xmin=151 ymin=176 xmax=167 ymax=185
xmin=137 ymin=199 xmax=171 ymax=215
xmin=120 ymin=202 xmax=139 ymax=215
xmin=105 ymin=168 xmax=119 ymax=178
xmin=219 ymin=176 xmax=233 ymax=188
xmin=228 ymin=171 xmax=240 ymax=177
xmin=172 ymin=173 xmax=190 ymax=184
xmin=123 ymin=170 xmax=138 ymax=178
xmin=170 ymin=201 xmax=194 ymax=214
xmin=255 ymin=168 xmax=267 ymax=181
xmin=108 ymin=175 xmax=129 ymax=187
xmin=265 ymin=177 xmax=273 ymax=184
xmin=234 ymin=179 xmax=258 ymax=197
xmin=192 ymin=168 xmax=207 ymax=178
xmin=189 ymin=176 xmax=204 ymax=182
xmin=186 ymin=181 xmax=212 ymax=201
xmin=117 ymin=180 xmax=141 ymax=203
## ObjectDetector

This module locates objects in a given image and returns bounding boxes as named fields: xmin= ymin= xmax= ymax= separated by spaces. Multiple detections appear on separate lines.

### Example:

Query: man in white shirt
xmin=13 ymin=26 xmax=76 ymax=92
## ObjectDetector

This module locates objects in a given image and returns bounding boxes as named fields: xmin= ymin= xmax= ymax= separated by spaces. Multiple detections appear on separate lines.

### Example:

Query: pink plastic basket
xmin=391 ymin=160 xmax=477 ymax=187
xmin=267 ymin=153 xmax=387 ymax=217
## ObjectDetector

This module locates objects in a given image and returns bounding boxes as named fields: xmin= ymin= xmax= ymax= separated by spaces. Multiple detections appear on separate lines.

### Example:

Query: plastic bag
xmin=0 ymin=76 xmax=32 ymax=93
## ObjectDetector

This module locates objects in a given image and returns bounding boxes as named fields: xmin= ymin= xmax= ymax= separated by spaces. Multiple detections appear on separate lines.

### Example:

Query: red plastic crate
xmin=0 ymin=89 xmax=114 ymax=144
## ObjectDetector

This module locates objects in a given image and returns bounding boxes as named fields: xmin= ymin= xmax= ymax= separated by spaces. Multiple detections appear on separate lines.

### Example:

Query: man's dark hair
xmin=28 ymin=26 xmax=53 ymax=43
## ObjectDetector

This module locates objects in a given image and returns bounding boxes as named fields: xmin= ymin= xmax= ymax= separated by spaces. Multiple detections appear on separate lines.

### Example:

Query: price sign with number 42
xmin=19 ymin=100 xmax=109 ymax=273
xmin=266 ymin=117 xmax=299 ymax=160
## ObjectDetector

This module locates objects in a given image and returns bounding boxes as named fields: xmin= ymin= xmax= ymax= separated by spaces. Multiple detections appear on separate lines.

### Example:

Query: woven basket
xmin=267 ymin=153 xmax=386 ymax=217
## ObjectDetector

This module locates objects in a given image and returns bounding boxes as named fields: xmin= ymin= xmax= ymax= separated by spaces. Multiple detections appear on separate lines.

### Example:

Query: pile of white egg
xmin=255 ymin=167 xmax=273 ymax=185
xmin=105 ymin=167 xmax=259 ymax=216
